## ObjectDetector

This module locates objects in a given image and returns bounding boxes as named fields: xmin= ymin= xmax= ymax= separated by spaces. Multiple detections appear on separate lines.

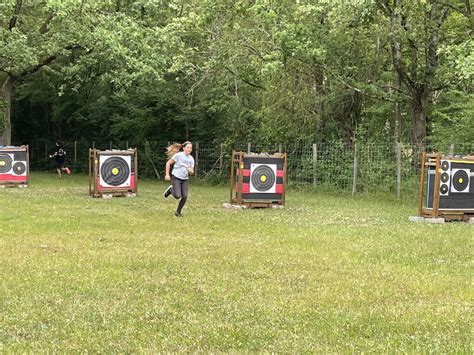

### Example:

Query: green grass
xmin=1 ymin=172 xmax=472 ymax=352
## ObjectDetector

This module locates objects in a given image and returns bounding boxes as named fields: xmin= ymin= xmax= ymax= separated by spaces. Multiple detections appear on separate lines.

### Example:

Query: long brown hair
xmin=166 ymin=141 xmax=192 ymax=159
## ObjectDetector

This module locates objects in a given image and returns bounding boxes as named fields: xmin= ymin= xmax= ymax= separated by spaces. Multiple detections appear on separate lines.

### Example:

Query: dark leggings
xmin=171 ymin=176 xmax=189 ymax=213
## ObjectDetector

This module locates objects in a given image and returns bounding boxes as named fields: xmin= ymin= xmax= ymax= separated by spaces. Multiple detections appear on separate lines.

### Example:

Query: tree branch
xmin=434 ymin=0 xmax=463 ymax=12
xmin=224 ymin=66 xmax=265 ymax=90
xmin=17 ymin=45 xmax=83 ymax=79
xmin=39 ymin=9 xmax=55 ymax=34
xmin=241 ymin=44 xmax=265 ymax=61
xmin=376 ymin=0 xmax=392 ymax=17
xmin=8 ymin=0 xmax=22 ymax=30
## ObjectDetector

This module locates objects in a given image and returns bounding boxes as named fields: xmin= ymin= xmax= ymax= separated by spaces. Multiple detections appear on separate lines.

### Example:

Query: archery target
xmin=439 ymin=183 xmax=449 ymax=195
xmin=451 ymin=169 xmax=469 ymax=193
xmin=439 ymin=160 xmax=451 ymax=196
xmin=425 ymin=157 xmax=474 ymax=211
xmin=0 ymin=152 xmax=27 ymax=176
xmin=99 ymin=155 xmax=131 ymax=187
xmin=250 ymin=163 xmax=277 ymax=193
xmin=13 ymin=161 xmax=26 ymax=175
xmin=440 ymin=172 xmax=450 ymax=183
xmin=441 ymin=160 xmax=450 ymax=171
xmin=0 ymin=154 xmax=13 ymax=173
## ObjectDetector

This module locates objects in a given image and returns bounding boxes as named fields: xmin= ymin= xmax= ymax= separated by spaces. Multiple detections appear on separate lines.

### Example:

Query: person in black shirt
xmin=50 ymin=141 xmax=71 ymax=178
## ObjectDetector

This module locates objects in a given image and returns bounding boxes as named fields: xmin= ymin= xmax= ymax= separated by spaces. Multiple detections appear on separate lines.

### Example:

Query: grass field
xmin=1 ymin=172 xmax=472 ymax=352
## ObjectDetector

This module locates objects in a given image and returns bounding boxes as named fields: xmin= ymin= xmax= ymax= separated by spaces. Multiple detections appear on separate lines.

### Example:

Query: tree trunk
xmin=394 ymin=78 xmax=401 ymax=145
xmin=410 ymin=88 xmax=428 ymax=146
xmin=313 ymin=68 xmax=325 ymax=135
xmin=0 ymin=75 xmax=14 ymax=146
xmin=464 ymin=0 xmax=473 ymax=33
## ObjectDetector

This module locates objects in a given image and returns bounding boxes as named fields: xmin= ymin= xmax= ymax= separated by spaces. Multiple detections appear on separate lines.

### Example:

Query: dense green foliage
xmin=1 ymin=0 xmax=473 ymax=146
xmin=1 ymin=173 xmax=472 ymax=352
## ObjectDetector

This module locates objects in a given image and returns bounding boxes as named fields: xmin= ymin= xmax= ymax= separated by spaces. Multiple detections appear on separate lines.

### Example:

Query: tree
xmin=0 ymin=0 xmax=164 ymax=145
xmin=377 ymin=0 xmax=472 ymax=145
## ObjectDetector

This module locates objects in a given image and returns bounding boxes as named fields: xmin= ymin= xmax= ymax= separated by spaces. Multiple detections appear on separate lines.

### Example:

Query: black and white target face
xmin=441 ymin=160 xmax=450 ymax=172
xmin=99 ymin=155 xmax=131 ymax=187
xmin=250 ymin=163 xmax=277 ymax=193
xmin=451 ymin=169 xmax=469 ymax=193
xmin=0 ymin=154 xmax=13 ymax=173
xmin=13 ymin=162 xmax=26 ymax=175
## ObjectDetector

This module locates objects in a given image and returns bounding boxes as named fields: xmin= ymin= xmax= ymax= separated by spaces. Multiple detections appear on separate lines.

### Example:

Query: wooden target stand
xmin=228 ymin=150 xmax=287 ymax=208
xmin=0 ymin=145 xmax=29 ymax=188
xmin=89 ymin=148 xmax=138 ymax=198
xmin=417 ymin=152 xmax=474 ymax=222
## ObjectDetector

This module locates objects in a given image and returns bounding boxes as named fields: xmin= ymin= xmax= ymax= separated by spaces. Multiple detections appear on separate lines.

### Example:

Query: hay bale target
xmin=418 ymin=152 xmax=474 ymax=221
xmin=89 ymin=148 xmax=137 ymax=197
xmin=0 ymin=145 xmax=29 ymax=187
xmin=230 ymin=150 xmax=287 ymax=208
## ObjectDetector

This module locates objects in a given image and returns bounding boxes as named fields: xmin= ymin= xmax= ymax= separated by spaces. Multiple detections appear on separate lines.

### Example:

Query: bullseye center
xmin=459 ymin=178 xmax=464 ymax=184
xmin=0 ymin=161 xmax=5 ymax=166
xmin=112 ymin=167 xmax=119 ymax=175
xmin=260 ymin=175 xmax=267 ymax=182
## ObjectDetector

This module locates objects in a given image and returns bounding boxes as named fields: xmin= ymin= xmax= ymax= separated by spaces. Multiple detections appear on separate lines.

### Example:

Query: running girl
xmin=163 ymin=141 xmax=194 ymax=217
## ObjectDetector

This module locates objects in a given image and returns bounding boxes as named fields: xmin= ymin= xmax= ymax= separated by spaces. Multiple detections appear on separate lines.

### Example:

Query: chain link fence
xmin=25 ymin=139 xmax=473 ymax=195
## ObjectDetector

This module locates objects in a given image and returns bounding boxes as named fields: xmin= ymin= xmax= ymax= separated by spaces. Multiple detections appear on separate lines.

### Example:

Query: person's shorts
xmin=55 ymin=160 xmax=66 ymax=169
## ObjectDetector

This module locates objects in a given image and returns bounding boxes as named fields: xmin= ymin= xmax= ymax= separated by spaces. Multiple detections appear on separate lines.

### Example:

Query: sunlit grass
xmin=1 ymin=172 xmax=472 ymax=352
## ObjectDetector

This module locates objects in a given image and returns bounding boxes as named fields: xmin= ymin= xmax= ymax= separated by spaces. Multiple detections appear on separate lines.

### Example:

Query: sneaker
xmin=175 ymin=211 xmax=183 ymax=217
xmin=163 ymin=185 xmax=173 ymax=198
xmin=66 ymin=167 xmax=72 ymax=175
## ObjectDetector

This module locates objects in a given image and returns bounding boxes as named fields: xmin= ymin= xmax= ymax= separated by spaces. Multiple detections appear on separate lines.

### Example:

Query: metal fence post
xmin=219 ymin=143 xmax=224 ymax=175
xmin=396 ymin=141 xmax=401 ymax=199
xmin=449 ymin=144 xmax=454 ymax=155
xmin=247 ymin=142 xmax=251 ymax=154
xmin=352 ymin=142 xmax=358 ymax=195
xmin=145 ymin=140 xmax=149 ymax=176
xmin=313 ymin=143 xmax=318 ymax=187
xmin=74 ymin=140 xmax=77 ymax=167
xmin=195 ymin=142 xmax=199 ymax=179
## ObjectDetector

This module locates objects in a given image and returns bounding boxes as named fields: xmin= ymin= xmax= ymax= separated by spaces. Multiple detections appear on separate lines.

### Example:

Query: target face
xmin=441 ymin=160 xmax=450 ymax=171
xmin=440 ymin=172 xmax=449 ymax=183
xmin=440 ymin=184 xmax=449 ymax=195
xmin=99 ymin=155 xmax=131 ymax=187
xmin=250 ymin=163 xmax=277 ymax=193
xmin=439 ymin=170 xmax=450 ymax=196
xmin=0 ymin=154 xmax=13 ymax=173
xmin=13 ymin=162 xmax=26 ymax=175
xmin=451 ymin=169 xmax=469 ymax=193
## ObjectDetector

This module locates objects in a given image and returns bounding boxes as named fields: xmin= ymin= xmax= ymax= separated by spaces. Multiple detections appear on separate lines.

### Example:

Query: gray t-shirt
xmin=171 ymin=152 xmax=195 ymax=180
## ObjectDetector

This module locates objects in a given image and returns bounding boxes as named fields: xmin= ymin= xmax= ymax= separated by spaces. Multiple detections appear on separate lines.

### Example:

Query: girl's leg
xmin=171 ymin=176 xmax=182 ymax=199
xmin=176 ymin=179 xmax=189 ymax=214
xmin=61 ymin=167 xmax=71 ymax=175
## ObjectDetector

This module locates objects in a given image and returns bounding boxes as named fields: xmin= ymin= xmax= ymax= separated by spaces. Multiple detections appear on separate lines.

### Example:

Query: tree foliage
xmin=1 ymin=0 xmax=472 ymax=147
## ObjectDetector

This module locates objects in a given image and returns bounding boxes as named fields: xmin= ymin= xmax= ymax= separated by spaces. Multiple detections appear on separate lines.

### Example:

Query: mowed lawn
xmin=1 ymin=172 xmax=472 ymax=352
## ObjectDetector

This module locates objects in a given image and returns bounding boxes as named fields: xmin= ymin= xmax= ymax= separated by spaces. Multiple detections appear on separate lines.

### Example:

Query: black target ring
xmin=440 ymin=184 xmax=449 ymax=195
xmin=0 ymin=154 xmax=13 ymax=173
xmin=13 ymin=162 xmax=26 ymax=175
xmin=441 ymin=160 xmax=450 ymax=171
xmin=251 ymin=165 xmax=276 ymax=192
xmin=101 ymin=157 xmax=130 ymax=186
xmin=452 ymin=170 xmax=469 ymax=191
xmin=440 ymin=172 xmax=449 ymax=183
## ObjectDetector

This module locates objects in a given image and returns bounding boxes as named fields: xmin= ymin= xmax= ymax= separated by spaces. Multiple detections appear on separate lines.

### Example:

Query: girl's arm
xmin=165 ymin=159 xmax=175 ymax=179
